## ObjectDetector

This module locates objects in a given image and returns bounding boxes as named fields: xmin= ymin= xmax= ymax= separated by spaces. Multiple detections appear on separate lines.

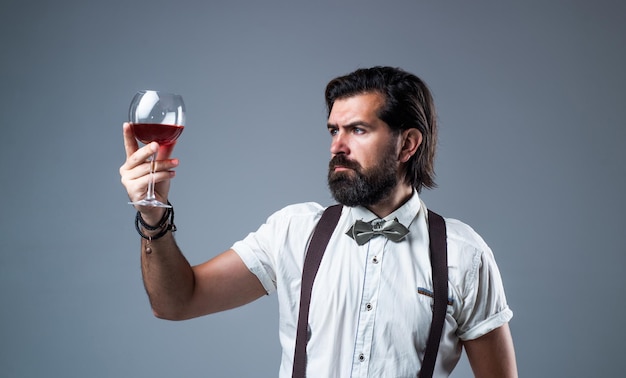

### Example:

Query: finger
xmin=124 ymin=142 xmax=159 ymax=171
xmin=125 ymin=169 xmax=176 ymax=190
xmin=120 ymin=144 xmax=158 ymax=182
xmin=123 ymin=122 xmax=140 ymax=159
xmin=128 ymin=170 xmax=175 ymax=199
xmin=124 ymin=158 xmax=179 ymax=181
xmin=156 ymin=140 xmax=177 ymax=161
xmin=121 ymin=162 xmax=176 ymax=196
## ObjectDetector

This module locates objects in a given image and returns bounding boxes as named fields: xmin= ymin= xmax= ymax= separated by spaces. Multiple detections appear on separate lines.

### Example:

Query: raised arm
xmin=119 ymin=123 xmax=266 ymax=320
xmin=141 ymin=239 xmax=266 ymax=320
xmin=463 ymin=323 xmax=518 ymax=378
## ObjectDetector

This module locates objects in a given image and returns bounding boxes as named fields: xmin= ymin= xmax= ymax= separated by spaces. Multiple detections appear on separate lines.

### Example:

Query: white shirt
xmin=232 ymin=192 xmax=513 ymax=377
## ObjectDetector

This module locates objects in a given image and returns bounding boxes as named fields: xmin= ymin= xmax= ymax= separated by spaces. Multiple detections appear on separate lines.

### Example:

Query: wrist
xmin=134 ymin=202 xmax=177 ymax=241
xmin=137 ymin=207 xmax=168 ymax=228
xmin=138 ymin=207 xmax=170 ymax=230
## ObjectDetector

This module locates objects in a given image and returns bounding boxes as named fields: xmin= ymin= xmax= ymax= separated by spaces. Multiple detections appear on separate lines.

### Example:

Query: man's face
xmin=327 ymin=92 xmax=401 ymax=207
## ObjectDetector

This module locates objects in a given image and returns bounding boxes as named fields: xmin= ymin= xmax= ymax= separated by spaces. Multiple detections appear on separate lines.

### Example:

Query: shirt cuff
xmin=458 ymin=307 xmax=514 ymax=341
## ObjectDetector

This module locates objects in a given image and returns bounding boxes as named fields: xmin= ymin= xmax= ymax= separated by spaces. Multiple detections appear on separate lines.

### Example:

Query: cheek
xmin=351 ymin=142 xmax=374 ymax=165
xmin=368 ymin=141 xmax=398 ymax=162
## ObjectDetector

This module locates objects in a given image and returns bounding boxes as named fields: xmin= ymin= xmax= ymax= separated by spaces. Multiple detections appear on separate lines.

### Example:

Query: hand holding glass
xmin=128 ymin=90 xmax=185 ymax=208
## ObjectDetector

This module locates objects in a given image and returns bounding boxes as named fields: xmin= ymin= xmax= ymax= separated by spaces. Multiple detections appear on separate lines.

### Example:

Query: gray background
xmin=1 ymin=0 xmax=624 ymax=377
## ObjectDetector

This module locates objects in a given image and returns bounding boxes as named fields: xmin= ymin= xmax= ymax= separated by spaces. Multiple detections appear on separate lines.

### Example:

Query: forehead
xmin=328 ymin=92 xmax=385 ymax=125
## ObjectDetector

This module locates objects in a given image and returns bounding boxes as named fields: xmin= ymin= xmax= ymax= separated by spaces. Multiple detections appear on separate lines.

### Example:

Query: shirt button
xmin=366 ymin=303 xmax=373 ymax=311
xmin=372 ymin=256 xmax=379 ymax=264
xmin=358 ymin=353 xmax=365 ymax=362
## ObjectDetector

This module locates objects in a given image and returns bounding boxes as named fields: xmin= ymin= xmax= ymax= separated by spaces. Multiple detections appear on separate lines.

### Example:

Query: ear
xmin=398 ymin=128 xmax=422 ymax=163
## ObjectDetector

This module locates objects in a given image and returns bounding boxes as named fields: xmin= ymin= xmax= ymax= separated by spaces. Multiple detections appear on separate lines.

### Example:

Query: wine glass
xmin=128 ymin=90 xmax=185 ymax=208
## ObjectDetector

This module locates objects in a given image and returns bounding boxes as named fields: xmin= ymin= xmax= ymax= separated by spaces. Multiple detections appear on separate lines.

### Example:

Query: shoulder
xmin=441 ymin=217 xmax=513 ymax=339
xmin=441 ymin=216 xmax=500 ymax=289
xmin=267 ymin=202 xmax=327 ymax=222
xmin=443 ymin=217 xmax=491 ymax=253
xmin=259 ymin=202 xmax=335 ymax=233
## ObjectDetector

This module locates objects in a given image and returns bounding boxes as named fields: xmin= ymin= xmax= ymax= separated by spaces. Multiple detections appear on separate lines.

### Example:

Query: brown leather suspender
xmin=420 ymin=209 xmax=448 ymax=378
xmin=292 ymin=205 xmax=448 ymax=378
xmin=292 ymin=204 xmax=343 ymax=378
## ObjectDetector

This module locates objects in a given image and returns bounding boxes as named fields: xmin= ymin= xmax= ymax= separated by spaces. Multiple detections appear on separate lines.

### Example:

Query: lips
xmin=329 ymin=155 xmax=360 ymax=172
xmin=332 ymin=163 xmax=352 ymax=172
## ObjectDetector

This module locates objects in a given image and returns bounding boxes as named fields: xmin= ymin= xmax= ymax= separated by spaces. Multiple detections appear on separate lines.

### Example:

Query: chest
xmin=308 ymin=234 xmax=435 ymax=333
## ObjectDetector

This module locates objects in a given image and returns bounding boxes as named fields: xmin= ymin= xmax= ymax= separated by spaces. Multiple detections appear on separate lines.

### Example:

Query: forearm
xmin=140 ymin=231 xmax=195 ymax=320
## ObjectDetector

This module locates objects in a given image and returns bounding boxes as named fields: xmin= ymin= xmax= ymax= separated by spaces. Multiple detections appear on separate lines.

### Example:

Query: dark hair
xmin=325 ymin=66 xmax=437 ymax=192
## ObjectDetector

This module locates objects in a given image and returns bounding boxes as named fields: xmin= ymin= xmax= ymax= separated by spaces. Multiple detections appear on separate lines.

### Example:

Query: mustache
xmin=329 ymin=155 xmax=362 ymax=171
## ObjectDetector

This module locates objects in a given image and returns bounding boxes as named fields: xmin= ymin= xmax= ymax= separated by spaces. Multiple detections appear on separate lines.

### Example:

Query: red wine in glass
xmin=128 ymin=91 xmax=186 ymax=208
xmin=131 ymin=123 xmax=185 ymax=146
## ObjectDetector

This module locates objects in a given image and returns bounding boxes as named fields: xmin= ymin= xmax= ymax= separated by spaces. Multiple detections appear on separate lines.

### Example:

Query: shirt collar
xmin=348 ymin=190 xmax=422 ymax=227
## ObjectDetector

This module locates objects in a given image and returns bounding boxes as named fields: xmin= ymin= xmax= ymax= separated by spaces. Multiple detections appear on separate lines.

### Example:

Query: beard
xmin=327 ymin=147 xmax=399 ymax=207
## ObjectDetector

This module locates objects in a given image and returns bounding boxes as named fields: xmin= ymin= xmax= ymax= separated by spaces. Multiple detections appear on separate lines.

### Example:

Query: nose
xmin=330 ymin=130 xmax=349 ymax=156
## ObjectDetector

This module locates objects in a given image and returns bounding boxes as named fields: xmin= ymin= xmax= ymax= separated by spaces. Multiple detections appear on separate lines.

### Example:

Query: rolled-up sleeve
xmin=446 ymin=220 xmax=513 ymax=341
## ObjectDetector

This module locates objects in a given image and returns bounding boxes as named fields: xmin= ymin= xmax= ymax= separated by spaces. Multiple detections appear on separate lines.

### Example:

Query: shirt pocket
xmin=417 ymin=286 xmax=455 ymax=313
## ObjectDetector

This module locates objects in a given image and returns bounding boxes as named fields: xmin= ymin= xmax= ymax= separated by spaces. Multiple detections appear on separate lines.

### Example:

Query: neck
xmin=366 ymin=183 xmax=414 ymax=218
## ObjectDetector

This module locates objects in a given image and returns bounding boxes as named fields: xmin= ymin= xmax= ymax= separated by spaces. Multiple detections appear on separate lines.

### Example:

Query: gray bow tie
xmin=346 ymin=218 xmax=410 ymax=246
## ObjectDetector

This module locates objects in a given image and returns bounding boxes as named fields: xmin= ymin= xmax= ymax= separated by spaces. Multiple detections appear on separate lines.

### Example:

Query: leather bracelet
xmin=136 ymin=203 xmax=172 ymax=230
xmin=135 ymin=221 xmax=177 ymax=241
xmin=134 ymin=203 xmax=176 ymax=241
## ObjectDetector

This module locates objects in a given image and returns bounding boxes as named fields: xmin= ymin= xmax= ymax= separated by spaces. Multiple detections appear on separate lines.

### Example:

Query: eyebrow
xmin=327 ymin=120 xmax=374 ymax=129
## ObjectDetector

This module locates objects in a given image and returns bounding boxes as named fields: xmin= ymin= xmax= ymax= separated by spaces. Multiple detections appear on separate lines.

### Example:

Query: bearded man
xmin=120 ymin=66 xmax=517 ymax=377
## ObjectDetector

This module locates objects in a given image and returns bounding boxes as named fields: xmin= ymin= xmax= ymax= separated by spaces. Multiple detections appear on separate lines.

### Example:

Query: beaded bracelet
xmin=134 ymin=202 xmax=177 ymax=241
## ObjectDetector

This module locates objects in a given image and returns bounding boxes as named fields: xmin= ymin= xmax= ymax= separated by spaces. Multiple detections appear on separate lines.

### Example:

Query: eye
xmin=353 ymin=127 xmax=365 ymax=135
xmin=328 ymin=127 xmax=338 ymax=136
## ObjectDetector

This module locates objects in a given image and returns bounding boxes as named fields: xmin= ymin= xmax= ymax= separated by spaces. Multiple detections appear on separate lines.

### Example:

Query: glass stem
xmin=146 ymin=152 xmax=157 ymax=201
